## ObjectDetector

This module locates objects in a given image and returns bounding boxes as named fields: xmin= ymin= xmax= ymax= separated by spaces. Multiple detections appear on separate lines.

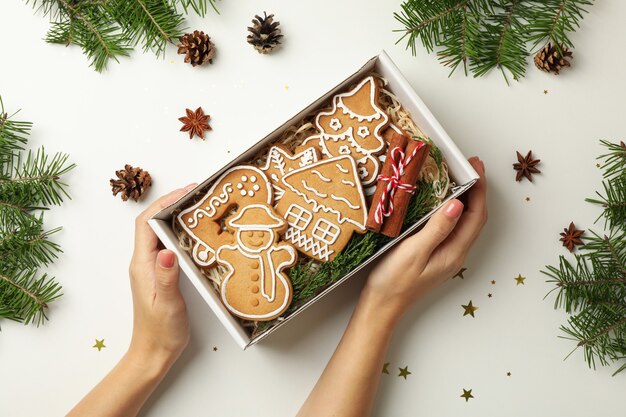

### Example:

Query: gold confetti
xmin=213 ymin=346 xmax=218 ymax=351
xmin=460 ymin=388 xmax=474 ymax=402
xmin=93 ymin=339 xmax=106 ymax=351
xmin=398 ymin=366 xmax=411 ymax=379
xmin=507 ymin=371 xmax=512 ymax=377
xmin=382 ymin=362 xmax=390 ymax=375
xmin=525 ymin=196 xmax=530 ymax=202
xmin=453 ymin=267 xmax=467 ymax=279
xmin=491 ymin=280 xmax=496 ymax=285
xmin=514 ymin=274 xmax=526 ymax=285
xmin=462 ymin=301 xmax=478 ymax=317
xmin=488 ymin=293 xmax=492 ymax=298
xmin=543 ymin=89 xmax=548 ymax=94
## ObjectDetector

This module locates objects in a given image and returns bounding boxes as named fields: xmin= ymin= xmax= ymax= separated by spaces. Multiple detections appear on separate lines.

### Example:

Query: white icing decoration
xmin=188 ymin=218 xmax=193 ymax=223
xmin=341 ymin=179 xmax=355 ymax=187
xmin=329 ymin=118 xmax=342 ymax=131
xmin=237 ymin=183 xmax=243 ymax=189
xmin=336 ymin=163 xmax=349 ymax=174
xmin=311 ymin=170 xmax=331 ymax=182
xmin=214 ymin=201 xmax=220 ymax=207
xmin=338 ymin=145 xmax=351 ymax=155
xmin=358 ymin=167 xmax=369 ymax=179
xmin=357 ymin=126 xmax=370 ymax=138
xmin=251 ymin=176 xmax=257 ymax=183
xmin=271 ymin=173 xmax=279 ymax=181
xmin=241 ymin=176 xmax=248 ymax=182
xmin=240 ymin=190 xmax=247 ymax=196
xmin=301 ymin=180 xmax=327 ymax=198
xmin=331 ymin=194 xmax=360 ymax=210
xmin=284 ymin=227 xmax=333 ymax=262
xmin=253 ymin=184 xmax=260 ymax=191
xmin=247 ymin=190 xmax=255 ymax=197
xmin=176 ymin=166 xmax=273 ymax=267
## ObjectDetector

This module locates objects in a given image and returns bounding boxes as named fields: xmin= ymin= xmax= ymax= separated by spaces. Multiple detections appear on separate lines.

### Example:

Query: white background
xmin=1 ymin=1 xmax=625 ymax=416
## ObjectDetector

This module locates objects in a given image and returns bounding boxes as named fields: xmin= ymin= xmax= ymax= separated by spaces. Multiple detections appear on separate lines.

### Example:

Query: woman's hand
xmin=363 ymin=157 xmax=487 ymax=320
xmin=127 ymin=184 xmax=196 ymax=369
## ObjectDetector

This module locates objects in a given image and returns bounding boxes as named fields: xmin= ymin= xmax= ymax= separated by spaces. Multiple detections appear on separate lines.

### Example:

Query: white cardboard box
xmin=149 ymin=51 xmax=479 ymax=349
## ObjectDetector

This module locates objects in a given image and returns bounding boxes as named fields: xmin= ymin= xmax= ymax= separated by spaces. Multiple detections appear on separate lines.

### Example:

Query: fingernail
xmin=444 ymin=200 xmax=464 ymax=219
xmin=184 ymin=183 xmax=198 ymax=191
xmin=158 ymin=250 xmax=176 ymax=269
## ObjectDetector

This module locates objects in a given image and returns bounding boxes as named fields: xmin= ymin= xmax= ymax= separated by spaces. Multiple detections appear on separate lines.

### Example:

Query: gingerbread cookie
xmin=301 ymin=76 xmax=390 ymax=187
xmin=217 ymin=204 xmax=297 ymax=321
xmin=177 ymin=166 xmax=273 ymax=267
xmin=260 ymin=145 xmax=320 ymax=201
xmin=274 ymin=155 xmax=368 ymax=262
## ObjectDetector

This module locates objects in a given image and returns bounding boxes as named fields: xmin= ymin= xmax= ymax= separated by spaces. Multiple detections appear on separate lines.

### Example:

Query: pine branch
xmin=544 ymin=140 xmax=626 ymax=375
xmin=0 ymin=268 xmax=62 ymax=326
xmin=25 ymin=0 xmax=221 ymax=72
xmin=0 ymin=96 xmax=72 ymax=328
xmin=111 ymin=0 xmax=186 ymax=56
xmin=394 ymin=0 xmax=595 ymax=82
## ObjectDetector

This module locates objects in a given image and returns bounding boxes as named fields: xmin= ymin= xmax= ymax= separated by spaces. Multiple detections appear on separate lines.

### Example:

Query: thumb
xmin=155 ymin=250 xmax=182 ymax=301
xmin=411 ymin=199 xmax=464 ymax=255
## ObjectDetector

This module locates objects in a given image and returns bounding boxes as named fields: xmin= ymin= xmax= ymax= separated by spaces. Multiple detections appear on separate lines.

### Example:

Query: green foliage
xmin=543 ymin=140 xmax=626 ymax=375
xmin=0 ymin=97 xmax=75 ymax=327
xmin=26 ymin=0 xmax=220 ymax=72
xmin=395 ymin=0 xmax=593 ymax=83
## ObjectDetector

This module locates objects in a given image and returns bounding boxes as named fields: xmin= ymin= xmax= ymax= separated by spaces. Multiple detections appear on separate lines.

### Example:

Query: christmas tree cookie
xmin=301 ymin=76 xmax=390 ymax=187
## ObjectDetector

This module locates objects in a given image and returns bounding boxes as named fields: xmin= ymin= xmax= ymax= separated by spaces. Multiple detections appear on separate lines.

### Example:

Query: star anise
xmin=559 ymin=222 xmax=584 ymax=252
xmin=179 ymin=107 xmax=211 ymax=139
xmin=513 ymin=150 xmax=541 ymax=182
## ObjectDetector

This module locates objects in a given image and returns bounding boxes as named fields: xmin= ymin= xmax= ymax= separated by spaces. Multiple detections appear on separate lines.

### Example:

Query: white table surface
xmin=2 ymin=1 xmax=625 ymax=416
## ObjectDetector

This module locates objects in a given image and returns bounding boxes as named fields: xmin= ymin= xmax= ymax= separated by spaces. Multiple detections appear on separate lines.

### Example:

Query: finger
xmin=406 ymin=198 xmax=464 ymax=259
xmin=134 ymin=183 xmax=197 ymax=262
xmin=154 ymin=250 xmax=183 ymax=303
xmin=442 ymin=157 xmax=488 ymax=253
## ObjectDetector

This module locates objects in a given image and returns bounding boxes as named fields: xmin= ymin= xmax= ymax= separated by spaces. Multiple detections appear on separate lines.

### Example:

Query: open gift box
xmin=149 ymin=50 xmax=479 ymax=349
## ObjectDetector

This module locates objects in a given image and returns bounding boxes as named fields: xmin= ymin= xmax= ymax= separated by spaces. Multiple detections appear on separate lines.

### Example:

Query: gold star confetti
xmin=514 ymin=274 xmax=526 ymax=285
xmin=491 ymin=280 xmax=496 ymax=285
xmin=460 ymin=388 xmax=474 ymax=402
xmin=507 ymin=371 xmax=512 ymax=377
xmin=543 ymin=89 xmax=548 ymax=94
xmin=596 ymin=163 xmax=601 ymax=168
xmin=462 ymin=301 xmax=478 ymax=317
xmin=93 ymin=339 xmax=106 ymax=351
xmin=382 ymin=362 xmax=390 ymax=375
xmin=213 ymin=346 xmax=218 ymax=351
xmin=488 ymin=293 xmax=493 ymax=298
xmin=453 ymin=267 xmax=467 ymax=279
xmin=398 ymin=366 xmax=411 ymax=379
xmin=525 ymin=196 xmax=530 ymax=202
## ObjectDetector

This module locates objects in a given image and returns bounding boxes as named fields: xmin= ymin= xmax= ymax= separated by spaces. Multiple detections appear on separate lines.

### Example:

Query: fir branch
xmin=394 ymin=0 xmax=595 ymax=82
xmin=0 ymin=269 xmax=62 ymax=326
xmin=25 ymin=0 xmax=221 ymax=72
xmin=544 ymin=140 xmax=626 ymax=375
xmin=0 ymin=97 xmax=72 ymax=328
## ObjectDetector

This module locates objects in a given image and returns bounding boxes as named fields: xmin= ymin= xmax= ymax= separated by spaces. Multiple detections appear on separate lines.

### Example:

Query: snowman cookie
xmin=216 ymin=204 xmax=297 ymax=321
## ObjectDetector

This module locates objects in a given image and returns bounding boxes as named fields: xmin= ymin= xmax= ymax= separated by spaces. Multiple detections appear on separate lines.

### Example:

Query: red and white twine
xmin=374 ymin=142 xmax=425 ymax=225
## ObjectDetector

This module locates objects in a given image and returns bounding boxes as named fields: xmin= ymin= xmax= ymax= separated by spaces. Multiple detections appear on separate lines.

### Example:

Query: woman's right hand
xmin=362 ymin=156 xmax=487 ymax=320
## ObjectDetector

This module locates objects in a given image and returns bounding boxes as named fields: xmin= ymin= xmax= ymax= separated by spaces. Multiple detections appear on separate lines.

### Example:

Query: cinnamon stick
xmin=366 ymin=133 xmax=408 ymax=232
xmin=380 ymin=139 xmax=431 ymax=238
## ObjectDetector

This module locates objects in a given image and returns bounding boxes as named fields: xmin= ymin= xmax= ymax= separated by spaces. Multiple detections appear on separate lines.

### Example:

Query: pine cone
xmin=177 ymin=30 xmax=215 ymax=67
xmin=247 ymin=12 xmax=282 ymax=54
xmin=534 ymin=43 xmax=572 ymax=75
xmin=110 ymin=165 xmax=152 ymax=202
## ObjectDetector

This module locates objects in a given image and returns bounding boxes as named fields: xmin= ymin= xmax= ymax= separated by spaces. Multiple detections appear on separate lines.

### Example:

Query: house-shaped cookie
xmin=275 ymin=155 xmax=368 ymax=262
